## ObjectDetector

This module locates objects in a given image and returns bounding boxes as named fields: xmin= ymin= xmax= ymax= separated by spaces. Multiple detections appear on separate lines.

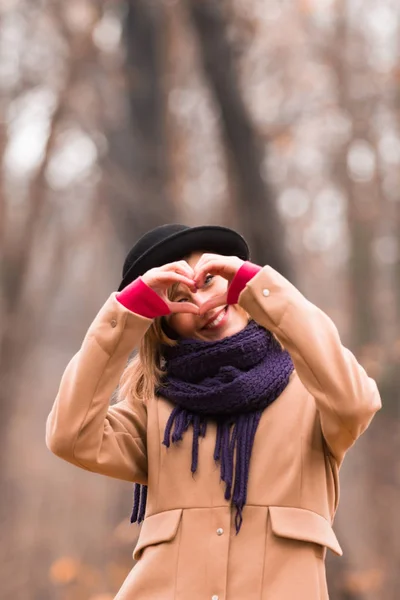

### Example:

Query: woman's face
xmin=166 ymin=251 xmax=248 ymax=341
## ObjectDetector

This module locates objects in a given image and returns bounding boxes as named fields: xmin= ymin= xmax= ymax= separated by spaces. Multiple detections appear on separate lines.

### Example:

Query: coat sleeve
xmin=46 ymin=293 xmax=153 ymax=484
xmin=238 ymin=266 xmax=382 ymax=464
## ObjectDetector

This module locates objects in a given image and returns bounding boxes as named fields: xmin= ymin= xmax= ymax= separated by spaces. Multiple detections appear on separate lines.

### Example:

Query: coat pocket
xmin=269 ymin=506 xmax=343 ymax=557
xmin=133 ymin=508 xmax=183 ymax=561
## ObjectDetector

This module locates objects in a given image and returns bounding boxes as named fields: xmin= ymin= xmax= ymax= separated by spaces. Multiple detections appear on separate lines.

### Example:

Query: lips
xmin=201 ymin=306 xmax=228 ymax=329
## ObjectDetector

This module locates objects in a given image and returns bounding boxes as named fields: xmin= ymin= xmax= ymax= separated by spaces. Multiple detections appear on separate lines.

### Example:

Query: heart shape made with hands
xmin=170 ymin=253 xmax=244 ymax=316
xmin=140 ymin=253 xmax=244 ymax=317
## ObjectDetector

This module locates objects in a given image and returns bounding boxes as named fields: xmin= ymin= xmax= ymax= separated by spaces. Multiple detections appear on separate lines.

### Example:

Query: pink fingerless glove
xmin=116 ymin=277 xmax=170 ymax=319
xmin=116 ymin=261 xmax=262 ymax=319
xmin=226 ymin=261 xmax=262 ymax=305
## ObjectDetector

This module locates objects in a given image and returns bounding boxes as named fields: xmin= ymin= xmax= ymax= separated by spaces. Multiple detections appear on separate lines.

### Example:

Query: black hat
xmin=118 ymin=224 xmax=250 ymax=291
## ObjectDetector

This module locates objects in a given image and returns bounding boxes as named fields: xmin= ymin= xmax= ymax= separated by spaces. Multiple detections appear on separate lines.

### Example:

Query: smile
xmin=203 ymin=306 xmax=228 ymax=330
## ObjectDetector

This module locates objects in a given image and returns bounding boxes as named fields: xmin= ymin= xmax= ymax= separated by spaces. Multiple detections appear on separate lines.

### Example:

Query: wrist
xmin=227 ymin=261 xmax=262 ymax=305
xmin=116 ymin=277 xmax=170 ymax=319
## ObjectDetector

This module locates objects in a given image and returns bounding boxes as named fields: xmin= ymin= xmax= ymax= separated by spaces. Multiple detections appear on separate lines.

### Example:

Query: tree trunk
xmin=105 ymin=0 xmax=177 ymax=252
xmin=185 ymin=0 xmax=293 ymax=279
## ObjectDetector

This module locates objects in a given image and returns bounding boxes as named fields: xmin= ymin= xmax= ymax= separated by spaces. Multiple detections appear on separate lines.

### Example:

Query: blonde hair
xmin=118 ymin=317 xmax=176 ymax=402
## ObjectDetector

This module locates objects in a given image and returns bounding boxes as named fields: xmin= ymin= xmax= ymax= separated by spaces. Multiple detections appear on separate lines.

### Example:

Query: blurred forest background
xmin=0 ymin=0 xmax=399 ymax=598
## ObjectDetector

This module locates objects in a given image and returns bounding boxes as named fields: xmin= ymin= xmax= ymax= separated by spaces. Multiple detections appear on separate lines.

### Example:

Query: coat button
xmin=262 ymin=288 xmax=270 ymax=297
xmin=216 ymin=528 xmax=224 ymax=536
xmin=111 ymin=319 xmax=117 ymax=328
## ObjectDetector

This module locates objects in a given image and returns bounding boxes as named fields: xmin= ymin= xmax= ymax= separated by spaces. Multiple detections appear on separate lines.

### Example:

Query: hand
xmin=141 ymin=261 xmax=199 ymax=314
xmin=193 ymin=253 xmax=244 ymax=315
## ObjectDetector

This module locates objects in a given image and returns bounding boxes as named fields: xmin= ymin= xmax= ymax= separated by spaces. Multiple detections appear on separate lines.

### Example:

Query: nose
xmin=188 ymin=293 xmax=202 ymax=310
xmin=191 ymin=287 xmax=214 ymax=307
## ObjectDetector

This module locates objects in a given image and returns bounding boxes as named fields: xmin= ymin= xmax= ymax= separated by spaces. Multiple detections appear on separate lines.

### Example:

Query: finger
xmin=160 ymin=261 xmax=195 ymax=279
xmin=168 ymin=300 xmax=200 ymax=315
xmin=153 ymin=272 xmax=197 ymax=290
xmin=192 ymin=253 xmax=217 ymax=276
xmin=198 ymin=293 xmax=227 ymax=315
xmin=169 ymin=269 xmax=197 ymax=290
xmin=164 ymin=265 xmax=197 ymax=291
xmin=195 ymin=253 xmax=220 ymax=266
xmin=174 ymin=261 xmax=195 ymax=280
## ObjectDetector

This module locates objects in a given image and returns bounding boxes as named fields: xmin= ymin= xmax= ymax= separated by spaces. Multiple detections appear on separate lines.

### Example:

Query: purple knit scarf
xmin=130 ymin=320 xmax=294 ymax=534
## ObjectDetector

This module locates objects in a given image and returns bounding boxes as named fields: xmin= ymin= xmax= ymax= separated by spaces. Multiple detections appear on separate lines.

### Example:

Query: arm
xmin=238 ymin=266 xmax=382 ymax=464
xmin=46 ymin=293 xmax=152 ymax=484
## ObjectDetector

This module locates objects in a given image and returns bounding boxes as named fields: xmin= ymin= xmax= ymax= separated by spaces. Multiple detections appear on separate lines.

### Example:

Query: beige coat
xmin=46 ymin=266 xmax=381 ymax=600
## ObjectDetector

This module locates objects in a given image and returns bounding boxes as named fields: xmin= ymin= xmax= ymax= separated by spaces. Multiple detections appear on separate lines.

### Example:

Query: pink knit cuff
xmin=116 ymin=277 xmax=170 ymax=319
xmin=227 ymin=261 xmax=262 ymax=305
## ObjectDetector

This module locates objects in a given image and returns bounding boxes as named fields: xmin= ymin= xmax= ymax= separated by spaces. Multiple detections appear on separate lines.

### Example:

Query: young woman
xmin=46 ymin=223 xmax=381 ymax=600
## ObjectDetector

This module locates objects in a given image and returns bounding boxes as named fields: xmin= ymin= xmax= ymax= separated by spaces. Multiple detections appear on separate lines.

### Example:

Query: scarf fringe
xmin=130 ymin=407 xmax=262 ymax=534
xmin=130 ymin=482 xmax=147 ymax=524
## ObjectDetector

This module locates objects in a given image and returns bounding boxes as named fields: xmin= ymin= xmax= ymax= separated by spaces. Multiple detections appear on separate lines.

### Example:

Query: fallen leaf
xmin=49 ymin=556 xmax=80 ymax=585
xmin=343 ymin=568 xmax=385 ymax=593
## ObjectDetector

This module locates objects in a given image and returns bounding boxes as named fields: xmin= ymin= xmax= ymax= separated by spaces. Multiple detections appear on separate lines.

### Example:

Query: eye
xmin=204 ymin=274 xmax=214 ymax=285
xmin=177 ymin=297 xmax=188 ymax=303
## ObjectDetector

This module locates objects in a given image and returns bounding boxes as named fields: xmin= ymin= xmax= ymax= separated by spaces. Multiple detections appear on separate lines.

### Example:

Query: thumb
xmin=199 ymin=293 xmax=227 ymax=316
xmin=168 ymin=300 xmax=200 ymax=315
